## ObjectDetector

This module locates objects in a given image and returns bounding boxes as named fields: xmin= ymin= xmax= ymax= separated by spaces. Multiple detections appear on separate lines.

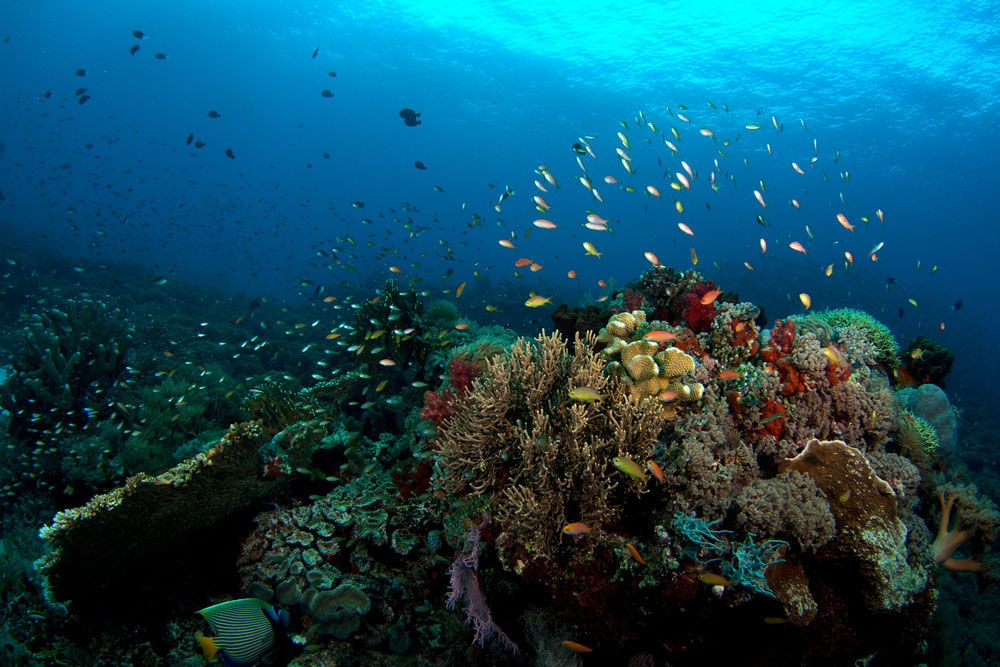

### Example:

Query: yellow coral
xmin=656 ymin=347 xmax=695 ymax=377
xmin=602 ymin=338 xmax=626 ymax=357
xmin=664 ymin=381 xmax=704 ymax=401
xmin=621 ymin=340 xmax=658 ymax=367
xmin=626 ymin=354 xmax=658 ymax=381
xmin=631 ymin=377 xmax=662 ymax=400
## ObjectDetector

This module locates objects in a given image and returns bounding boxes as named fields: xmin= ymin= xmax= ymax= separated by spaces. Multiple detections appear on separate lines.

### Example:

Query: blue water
xmin=2 ymin=1 xmax=997 ymax=403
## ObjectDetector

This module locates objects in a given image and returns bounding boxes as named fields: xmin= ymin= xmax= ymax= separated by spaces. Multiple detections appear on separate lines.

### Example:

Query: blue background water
xmin=1 ymin=0 xmax=998 ymax=404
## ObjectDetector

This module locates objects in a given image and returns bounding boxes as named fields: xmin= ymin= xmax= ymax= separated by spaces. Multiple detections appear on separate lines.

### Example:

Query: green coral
xmin=814 ymin=308 xmax=899 ymax=369
xmin=895 ymin=410 xmax=939 ymax=469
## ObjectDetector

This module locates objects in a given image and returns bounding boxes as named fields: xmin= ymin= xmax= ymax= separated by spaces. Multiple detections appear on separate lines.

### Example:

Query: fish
xmin=532 ymin=195 xmax=550 ymax=210
xmin=952 ymin=300 xmax=963 ymax=311
xmin=844 ymin=251 xmax=854 ymax=264
xmin=791 ymin=162 xmax=806 ymax=175
xmin=799 ymin=293 xmax=811 ymax=309
xmin=691 ymin=248 xmax=699 ymax=265
xmin=745 ymin=122 xmax=761 ymax=130
xmin=524 ymin=295 xmax=552 ymax=308
xmin=312 ymin=46 xmax=319 ymax=58
xmin=569 ymin=387 xmax=604 ymax=402
xmin=320 ymin=89 xmax=334 ymax=98
xmin=129 ymin=44 xmax=140 ymax=55
xmin=644 ymin=251 xmax=659 ymax=266
xmin=195 ymin=598 xmax=288 ymax=666
xmin=499 ymin=239 xmax=515 ymax=248
xmin=613 ymin=456 xmax=648 ymax=482
xmin=675 ymin=172 xmax=691 ymax=189
xmin=836 ymin=213 xmax=854 ymax=231
xmin=717 ymin=370 xmax=741 ymax=380
xmin=455 ymin=282 xmax=466 ymax=297
xmin=155 ymin=52 xmax=167 ymax=60
xmin=533 ymin=219 xmax=557 ymax=229
xmin=414 ymin=160 xmax=427 ymax=170
xmin=698 ymin=573 xmax=732 ymax=586
xmin=644 ymin=330 xmax=677 ymax=343
xmin=626 ymin=543 xmax=647 ymax=565
xmin=759 ymin=412 xmax=785 ymax=425
xmin=454 ymin=322 xmax=470 ymax=330
xmin=646 ymin=185 xmax=661 ymax=197
xmin=132 ymin=29 xmax=145 ymax=39
xmin=789 ymin=241 xmax=807 ymax=254
xmin=566 ymin=270 xmax=577 ymax=279
xmin=868 ymin=241 xmax=885 ymax=257
xmin=700 ymin=289 xmax=722 ymax=305
xmin=225 ymin=148 xmax=235 ymax=159
xmin=562 ymin=522 xmax=590 ymax=536
xmin=208 ymin=109 xmax=221 ymax=118
xmin=583 ymin=241 xmax=603 ymax=258
xmin=678 ymin=222 xmax=695 ymax=236
xmin=514 ymin=257 xmax=533 ymax=268
xmin=753 ymin=190 xmax=766 ymax=207
xmin=562 ymin=640 xmax=594 ymax=653
xmin=379 ymin=358 xmax=396 ymax=366
xmin=398 ymin=108 xmax=421 ymax=126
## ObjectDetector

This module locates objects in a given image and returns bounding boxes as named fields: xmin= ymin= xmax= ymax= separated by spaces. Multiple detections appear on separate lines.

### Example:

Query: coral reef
xmin=0 ymin=299 xmax=133 ymax=438
xmin=813 ymin=307 xmax=899 ymax=370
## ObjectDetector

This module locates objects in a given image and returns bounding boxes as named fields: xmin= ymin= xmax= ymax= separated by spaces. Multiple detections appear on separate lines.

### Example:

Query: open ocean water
xmin=1 ymin=1 xmax=999 ymax=665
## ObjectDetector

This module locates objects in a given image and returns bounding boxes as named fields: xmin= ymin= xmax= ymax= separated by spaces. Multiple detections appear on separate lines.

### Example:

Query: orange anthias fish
xmin=647 ymin=460 xmax=664 ymax=482
xmin=700 ymin=289 xmax=722 ymax=305
xmin=626 ymin=543 xmax=647 ymax=565
xmin=643 ymin=330 xmax=677 ymax=343
xmin=562 ymin=522 xmax=590 ymax=536
xmin=789 ymin=241 xmax=807 ymax=254
xmin=644 ymin=251 xmax=660 ymax=266
xmin=562 ymin=640 xmax=593 ymax=653
xmin=514 ymin=257 xmax=533 ymax=268
xmin=717 ymin=369 xmax=741 ymax=380
xmin=836 ymin=213 xmax=854 ymax=231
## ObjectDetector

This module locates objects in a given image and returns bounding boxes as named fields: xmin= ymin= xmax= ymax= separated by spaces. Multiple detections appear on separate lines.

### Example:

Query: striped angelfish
xmin=195 ymin=598 xmax=289 ymax=665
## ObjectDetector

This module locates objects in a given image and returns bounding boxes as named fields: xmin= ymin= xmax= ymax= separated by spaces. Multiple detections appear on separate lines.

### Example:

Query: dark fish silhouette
xmin=414 ymin=161 xmax=427 ymax=170
xmin=75 ymin=87 xmax=86 ymax=95
xmin=571 ymin=142 xmax=587 ymax=155
xmin=129 ymin=44 xmax=139 ymax=55
xmin=77 ymin=94 xmax=90 ymax=105
xmin=399 ymin=108 xmax=421 ymax=126
xmin=76 ymin=69 xmax=85 ymax=76
xmin=194 ymin=140 xmax=205 ymax=148
xmin=320 ymin=89 xmax=334 ymax=98
xmin=225 ymin=148 xmax=235 ymax=159
xmin=208 ymin=109 xmax=220 ymax=118
xmin=312 ymin=47 xmax=319 ymax=58
xmin=952 ymin=300 xmax=963 ymax=311
xmin=132 ymin=30 xmax=145 ymax=39
xmin=43 ymin=90 xmax=51 ymax=98
xmin=186 ymin=133 xmax=193 ymax=145
xmin=155 ymin=52 xmax=166 ymax=60
xmin=328 ymin=71 xmax=337 ymax=77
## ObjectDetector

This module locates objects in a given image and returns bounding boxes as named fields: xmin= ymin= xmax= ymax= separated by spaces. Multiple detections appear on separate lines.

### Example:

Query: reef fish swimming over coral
xmin=195 ymin=598 xmax=289 ymax=666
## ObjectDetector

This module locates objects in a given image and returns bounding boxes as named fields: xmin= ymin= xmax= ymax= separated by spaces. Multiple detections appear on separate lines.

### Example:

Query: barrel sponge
xmin=625 ymin=354 xmax=658 ymax=381
xmin=656 ymin=347 xmax=695 ymax=377
xmin=621 ymin=340 xmax=658 ymax=367
xmin=815 ymin=308 xmax=899 ymax=369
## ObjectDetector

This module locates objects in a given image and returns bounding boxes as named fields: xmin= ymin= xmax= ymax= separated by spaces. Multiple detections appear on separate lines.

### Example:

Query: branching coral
xmin=435 ymin=330 xmax=671 ymax=573
xmin=1 ymin=299 xmax=133 ymax=438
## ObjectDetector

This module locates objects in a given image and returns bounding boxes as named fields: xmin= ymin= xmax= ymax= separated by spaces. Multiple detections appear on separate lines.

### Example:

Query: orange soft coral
xmin=932 ymin=487 xmax=1000 ymax=572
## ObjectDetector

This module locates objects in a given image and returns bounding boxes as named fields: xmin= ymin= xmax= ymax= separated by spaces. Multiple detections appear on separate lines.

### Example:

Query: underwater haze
xmin=2 ymin=0 xmax=1000 ymax=665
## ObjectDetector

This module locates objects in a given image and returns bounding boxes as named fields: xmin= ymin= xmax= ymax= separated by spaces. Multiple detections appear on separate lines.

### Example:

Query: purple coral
xmin=445 ymin=516 xmax=518 ymax=654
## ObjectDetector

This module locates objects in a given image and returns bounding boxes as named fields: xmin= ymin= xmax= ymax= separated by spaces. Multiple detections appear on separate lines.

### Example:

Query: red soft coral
xmin=760 ymin=399 xmax=786 ymax=437
xmin=675 ymin=282 xmax=717 ymax=333
xmin=447 ymin=358 xmax=477 ymax=395
xmin=420 ymin=389 xmax=456 ymax=424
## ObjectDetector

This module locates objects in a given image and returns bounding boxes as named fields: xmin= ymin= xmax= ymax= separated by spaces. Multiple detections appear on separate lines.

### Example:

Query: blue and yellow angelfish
xmin=195 ymin=598 xmax=289 ymax=666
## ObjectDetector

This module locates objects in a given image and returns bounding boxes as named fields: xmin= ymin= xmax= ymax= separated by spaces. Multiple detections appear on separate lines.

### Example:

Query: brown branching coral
xmin=435 ymin=330 xmax=672 ymax=572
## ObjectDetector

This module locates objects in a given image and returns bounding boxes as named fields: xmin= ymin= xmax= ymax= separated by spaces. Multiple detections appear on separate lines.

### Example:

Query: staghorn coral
xmin=435 ymin=330 xmax=671 ymax=572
